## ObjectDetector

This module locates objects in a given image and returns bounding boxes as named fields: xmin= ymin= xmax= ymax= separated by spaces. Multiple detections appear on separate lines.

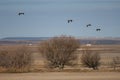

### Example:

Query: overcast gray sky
xmin=0 ymin=0 xmax=120 ymax=38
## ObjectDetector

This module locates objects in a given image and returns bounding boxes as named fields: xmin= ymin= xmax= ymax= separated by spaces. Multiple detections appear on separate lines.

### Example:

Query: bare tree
xmin=111 ymin=56 xmax=120 ymax=70
xmin=81 ymin=48 xmax=100 ymax=70
xmin=0 ymin=50 xmax=11 ymax=68
xmin=0 ymin=45 xmax=32 ymax=72
xmin=12 ymin=46 xmax=32 ymax=71
xmin=39 ymin=35 xmax=80 ymax=70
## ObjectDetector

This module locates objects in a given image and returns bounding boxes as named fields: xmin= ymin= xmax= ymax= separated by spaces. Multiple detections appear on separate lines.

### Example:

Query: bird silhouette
xmin=18 ymin=12 xmax=24 ymax=16
xmin=96 ymin=29 xmax=101 ymax=31
xmin=86 ymin=24 xmax=92 ymax=27
xmin=68 ymin=19 xmax=73 ymax=23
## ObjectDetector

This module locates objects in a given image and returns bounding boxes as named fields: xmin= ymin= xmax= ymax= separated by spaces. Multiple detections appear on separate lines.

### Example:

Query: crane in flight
xmin=96 ymin=28 xmax=101 ymax=31
xmin=18 ymin=12 xmax=24 ymax=16
xmin=86 ymin=24 xmax=92 ymax=27
xmin=68 ymin=19 xmax=73 ymax=23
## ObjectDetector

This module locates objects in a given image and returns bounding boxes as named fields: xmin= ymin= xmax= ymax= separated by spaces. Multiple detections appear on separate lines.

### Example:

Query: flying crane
xmin=96 ymin=28 xmax=101 ymax=31
xmin=86 ymin=24 xmax=92 ymax=27
xmin=18 ymin=12 xmax=24 ymax=16
xmin=67 ymin=19 xmax=73 ymax=23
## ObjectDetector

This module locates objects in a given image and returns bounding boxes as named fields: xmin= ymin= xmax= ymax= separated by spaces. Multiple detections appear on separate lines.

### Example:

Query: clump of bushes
xmin=81 ymin=48 xmax=101 ymax=70
xmin=0 ymin=46 xmax=32 ymax=72
xmin=39 ymin=35 xmax=80 ymax=70
xmin=111 ymin=56 xmax=120 ymax=70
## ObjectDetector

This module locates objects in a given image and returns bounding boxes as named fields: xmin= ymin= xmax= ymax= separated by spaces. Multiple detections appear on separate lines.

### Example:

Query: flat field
xmin=0 ymin=44 xmax=120 ymax=71
xmin=31 ymin=44 xmax=120 ymax=71
xmin=0 ymin=44 xmax=120 ymax=80
xmin=0 ymin=72 xmax=120 ymax=80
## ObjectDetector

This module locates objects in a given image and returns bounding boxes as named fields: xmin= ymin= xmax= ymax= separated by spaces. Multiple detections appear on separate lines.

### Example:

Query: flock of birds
xmin=18 ymin=12 xmax=101 ymax=32
xmin=67 ymin=19 xmax=101 ymax=31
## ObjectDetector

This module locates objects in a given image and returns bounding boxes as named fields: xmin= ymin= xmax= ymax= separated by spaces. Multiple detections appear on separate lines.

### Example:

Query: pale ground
xmin=0 ymin=72 xmax=120 ymax=80
xmin=0 ymin=45 xmax=120 ymax=80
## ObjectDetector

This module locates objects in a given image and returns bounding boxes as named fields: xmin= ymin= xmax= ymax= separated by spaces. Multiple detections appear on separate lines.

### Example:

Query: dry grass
xmin=0 ymin=45 xmax=32 ymax=72
xmin=32 ymin=44 xmax=120 ymax=72
xmin=0 ymin=44 xmax=120 ymax=72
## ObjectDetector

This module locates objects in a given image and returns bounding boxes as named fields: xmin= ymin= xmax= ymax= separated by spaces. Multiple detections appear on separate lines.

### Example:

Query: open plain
xmin=0 ymin=72 xmax=120 ymax=80
xmin=0 ymin=44 xmax=120 ymax=80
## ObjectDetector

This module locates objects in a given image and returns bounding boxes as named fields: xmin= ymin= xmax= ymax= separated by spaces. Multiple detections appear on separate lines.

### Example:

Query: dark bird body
xmin=96 ymin=29 xmax=101 ymax=31
xmin=18 ymin=13 xmax=24 ymax=16
xmin=86 ymin=24 xmax=92 ymax=27
xmin=68 ymin=20 xmax=73 ymax=23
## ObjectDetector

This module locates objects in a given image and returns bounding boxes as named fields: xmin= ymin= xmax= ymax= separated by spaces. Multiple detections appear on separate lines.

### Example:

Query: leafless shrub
xmin=111 ymin=56 xmax=120 ymax=70
xmin=39 ymin=35 xmax=80 ymax=70
xmin=0 ymin=50 xmax=12 ymax=68
xmin=81 ymin=47 xmax=101 ymax=70
xmin=0 ymin=45 xmax=32 ymax=72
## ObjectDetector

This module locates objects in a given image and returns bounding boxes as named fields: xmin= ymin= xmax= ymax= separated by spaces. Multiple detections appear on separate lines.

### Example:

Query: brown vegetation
xmin=81 ymin=47 xmax=101 ymax=70
xmin=111 ymin=56 xmax=120 ymax=70
xmin=0 ymin=45 xmax=32 ymax=72
xmin=0 ymin=42 xmax=120 ymax=72
xmin=38 ymin=35 xmax=80 ymax=70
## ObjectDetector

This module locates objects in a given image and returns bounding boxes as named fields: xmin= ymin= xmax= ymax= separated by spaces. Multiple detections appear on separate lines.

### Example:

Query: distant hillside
xmin=1 ymin=37 xmax=50 ymax=41
xmin=79 ymin=37 xmax=120 ymax=45
xmin=80 ymin=39 xmax=120 ymax=45
xmin=0 ymin=37 xmax=120 ymax=45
